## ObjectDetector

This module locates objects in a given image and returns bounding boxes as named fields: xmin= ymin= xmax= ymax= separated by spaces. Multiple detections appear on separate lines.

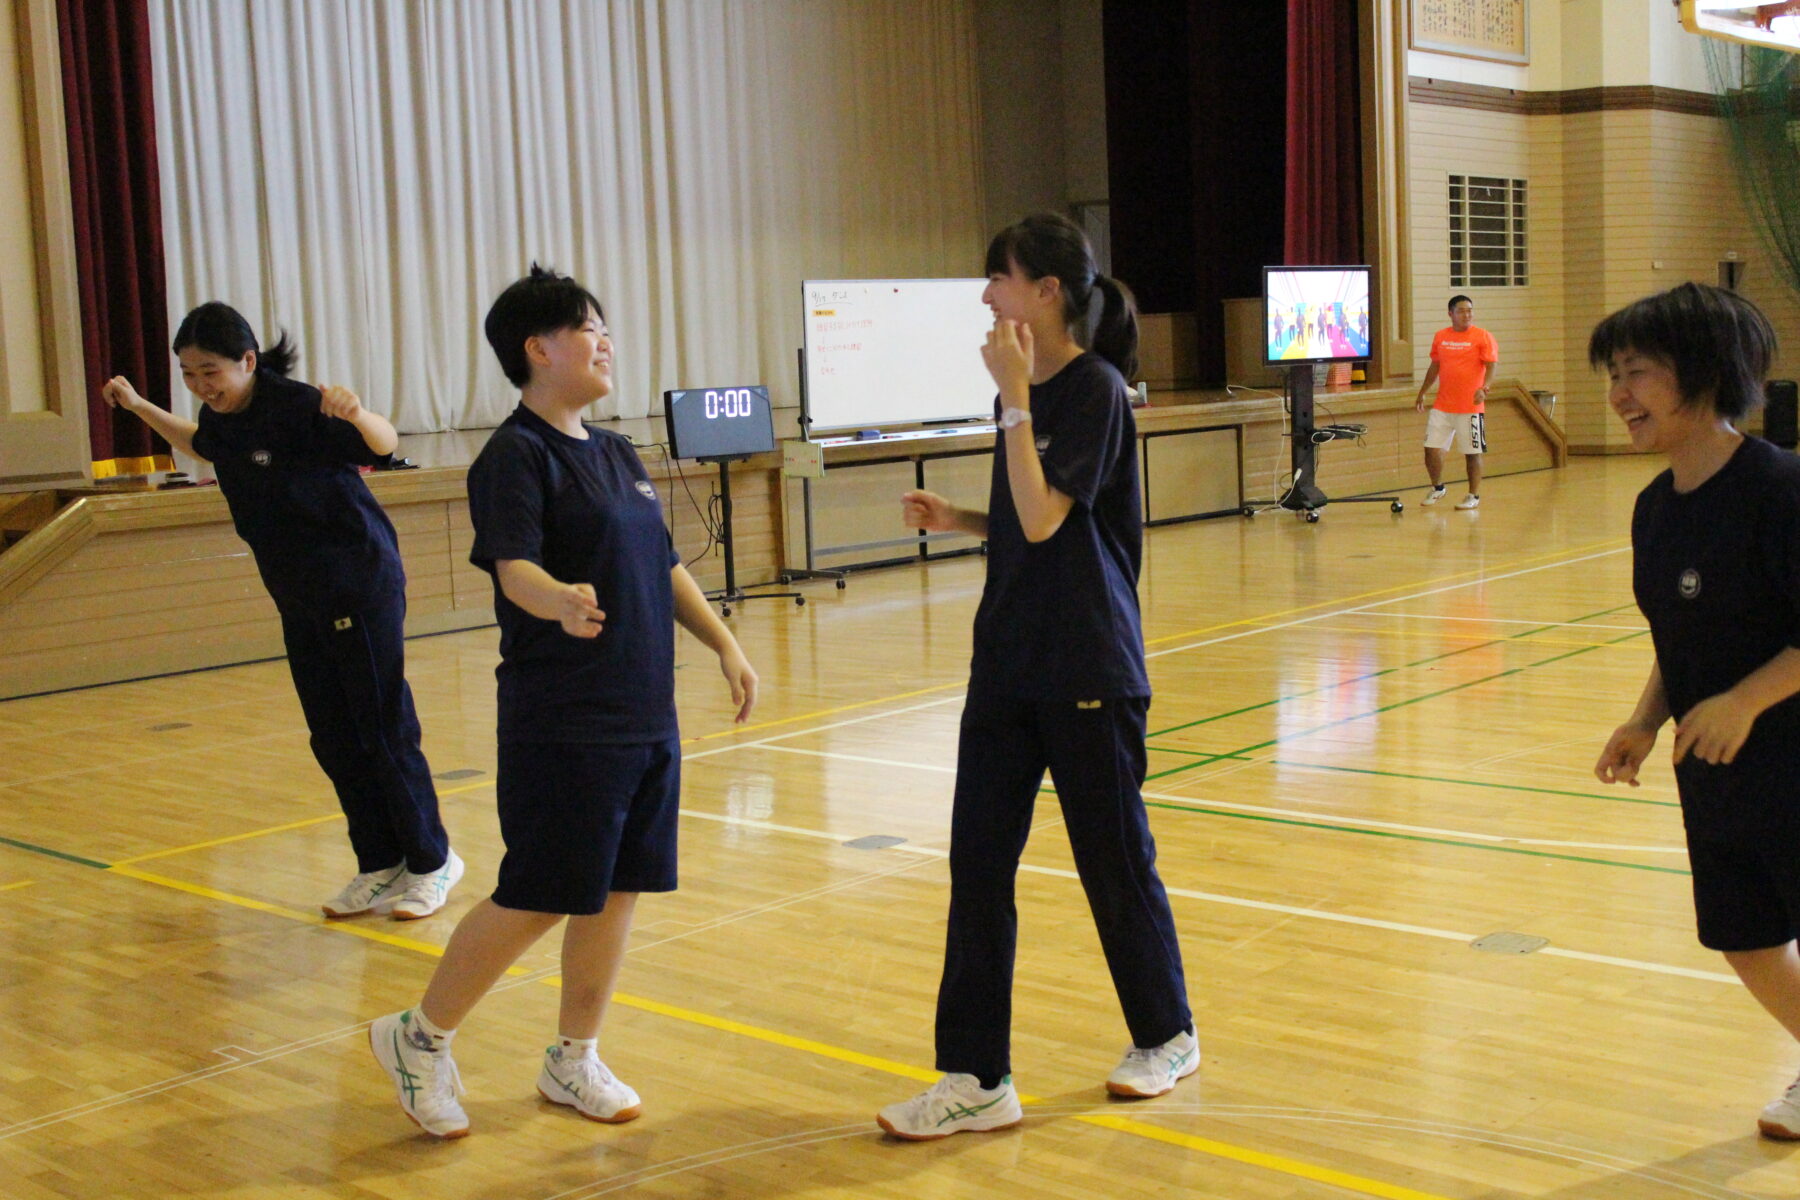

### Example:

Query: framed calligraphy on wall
xmin=1410 ymin=0 xmax=1529 ymax=65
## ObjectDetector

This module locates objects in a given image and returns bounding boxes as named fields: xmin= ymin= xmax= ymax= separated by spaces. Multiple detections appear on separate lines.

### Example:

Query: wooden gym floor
xmin=3 ymin=452 xmax=1797 ymax=1199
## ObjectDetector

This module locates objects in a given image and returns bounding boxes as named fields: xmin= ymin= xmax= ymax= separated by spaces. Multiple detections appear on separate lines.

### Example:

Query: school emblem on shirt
xmin=1678 ymin=568 xmax=1701 ymax=600
xmin=634 ymin=480 xmax=656 ymax=500
xmin=252 ymin=449 xmax=272 ymax=467
xmin=1035 ymin=435 xmax=1051 ymax=454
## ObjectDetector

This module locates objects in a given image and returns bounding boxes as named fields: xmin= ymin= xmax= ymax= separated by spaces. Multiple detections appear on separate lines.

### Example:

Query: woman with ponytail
xmin=878 ymin=213 xmax=1196 ymax=1140
xmin=102 ymin=303 xmax=460 ymax=922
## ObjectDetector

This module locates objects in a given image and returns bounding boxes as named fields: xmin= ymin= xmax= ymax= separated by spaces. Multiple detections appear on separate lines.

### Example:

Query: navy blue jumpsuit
xmin=934 ymin=352 xmax=1192 ymax=1081
xmin=191 ymin=370 xmax=449 ymax=875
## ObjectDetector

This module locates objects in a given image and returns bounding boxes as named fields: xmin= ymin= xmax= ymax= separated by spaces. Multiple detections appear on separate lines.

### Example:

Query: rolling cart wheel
xmin=1304 ymin=510 xmax=1321 ymax=523
xmin=1391 ymin=500 xmax=1404 ymax=513
xmin=795 ymin=596 xmax=806 ymax=607
xmin=779 ymin=574 xmax=792 ymax=585
xmin=721 ymin=604 xmax=733 ymax=617
xmin=1241 ymin=506 xmax=1256 ymax=518
xmin=836 ymin=579 xmax=847 ymax=590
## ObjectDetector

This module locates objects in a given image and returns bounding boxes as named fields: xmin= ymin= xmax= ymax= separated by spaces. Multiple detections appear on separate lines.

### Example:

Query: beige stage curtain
xmin=146 ymin=0 xmax=984 ymax=430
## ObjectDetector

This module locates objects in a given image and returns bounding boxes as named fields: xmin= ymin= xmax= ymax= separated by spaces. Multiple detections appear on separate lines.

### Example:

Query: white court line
xmin=682 ymin=694 xmax=964 ymax=762
xmin=564 ymin=1108 xmax=1761 ymax=1200
xmin=674 ymin=806 xmax=1736 ymax=985
xmin=741 ymin=743 xmax=1688 ymax=854
xmin=1340 ymin=611 xmax=1649 ymax=632
xmin=1140 ymin=791 xmax=1685 ymax=854
xmin=1144 ymin=545 xmax=1631 ymax=659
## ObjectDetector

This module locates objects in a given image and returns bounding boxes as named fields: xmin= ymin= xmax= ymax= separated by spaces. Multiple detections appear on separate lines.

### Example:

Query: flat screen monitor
xmin=663 ymin=385 xmax=775 ymax=460
xmin=1263 ymin=266 xmax=1372 ymax=365
xmin=801 ymin=278 xmax=995 ymax=432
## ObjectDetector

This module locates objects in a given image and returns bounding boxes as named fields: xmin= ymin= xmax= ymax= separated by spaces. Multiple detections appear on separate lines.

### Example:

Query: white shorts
xmin=1423 ymin=409 xmax=1487 ymax=455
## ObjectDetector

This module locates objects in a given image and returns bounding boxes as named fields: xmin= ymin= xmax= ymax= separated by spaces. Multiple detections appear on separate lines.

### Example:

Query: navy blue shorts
xmin=491 ymin=739 xmax=681 ymax=915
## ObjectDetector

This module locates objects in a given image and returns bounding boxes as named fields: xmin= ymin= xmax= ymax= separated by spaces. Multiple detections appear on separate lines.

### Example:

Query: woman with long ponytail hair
xmin=878 ymin=213 xmax=1196 ymax=1139
xmin=102 ymin=303 xmax=460 ymax=923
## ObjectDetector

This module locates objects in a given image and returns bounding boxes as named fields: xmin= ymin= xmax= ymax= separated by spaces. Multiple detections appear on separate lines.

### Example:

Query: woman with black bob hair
xmin=1590 ymin=282 xmax=1800 ymax=1140
xmin=104 ymin=303 xmax=459 ymax=922
xmin=877 ymin=212 xmax=1196 ymax=1140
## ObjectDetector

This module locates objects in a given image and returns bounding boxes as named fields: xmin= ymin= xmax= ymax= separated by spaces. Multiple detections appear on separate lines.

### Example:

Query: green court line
xmin=1269 ymin=760 xmax=1680 ymax=809
xmin=0 ymin=834 xmax=110 ymax=870
xmin=1140 ymin=799 xmax=1690 ymax=875
xmin=1146 ymin=747 xmax=1254 ymax=761
xmin=1145 ymin=625 xmax=1652 ymax=786
xmin=1146 ymin=601 xmax=1641 ymax=741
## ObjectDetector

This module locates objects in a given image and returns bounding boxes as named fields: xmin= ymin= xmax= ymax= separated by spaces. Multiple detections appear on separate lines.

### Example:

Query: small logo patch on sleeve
xmin=333 ymin=617 xmax=354 ymax=631
xmin=1076 ymin=700 xmax=1103 ymax=710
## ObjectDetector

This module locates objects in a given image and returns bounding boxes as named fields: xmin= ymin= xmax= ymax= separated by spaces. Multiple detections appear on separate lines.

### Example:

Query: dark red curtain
xmin=1284 ymin=0 xmax=1362 ymax=265
xmin=58 ymin=0 xmax=172 ymax=475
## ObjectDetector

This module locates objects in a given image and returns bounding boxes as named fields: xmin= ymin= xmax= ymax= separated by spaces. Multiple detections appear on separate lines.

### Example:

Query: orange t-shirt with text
xmin=1429 ymin=326 xmax=1498 ymax=414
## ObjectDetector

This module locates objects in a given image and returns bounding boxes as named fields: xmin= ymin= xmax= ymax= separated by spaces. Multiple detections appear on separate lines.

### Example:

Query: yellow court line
xmin=107 ymin=779 xmax=498 ymax=867
xmin=0 ymin=880 xmax=36 ymax=893
xmin=112 ymin=815 xmax=348 ymax=865
xmin=1143 ymin=536 xmax=1630 ymax=646
xmin=92 ymin=862 xmax=1454 ymax=1200
xmin=1294 ymin=622 xmax=1649 ymax=653
xmin=1077 ymin=1113 xmax=1452 ymax=1200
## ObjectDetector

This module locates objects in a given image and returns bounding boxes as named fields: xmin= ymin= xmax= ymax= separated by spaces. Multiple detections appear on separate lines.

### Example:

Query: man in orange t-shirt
xmin=1413 ymin=294 xmax=1498 ymax=510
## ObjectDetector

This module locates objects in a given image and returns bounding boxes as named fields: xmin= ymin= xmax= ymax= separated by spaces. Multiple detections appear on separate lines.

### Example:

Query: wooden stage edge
xmin=0 ymin=383 xmax=1565 ymax=699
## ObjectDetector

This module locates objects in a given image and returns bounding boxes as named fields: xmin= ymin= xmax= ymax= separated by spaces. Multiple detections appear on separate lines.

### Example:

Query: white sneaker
xmin=369 ymin=1010 xmax=468 ymax=1138
xmin=1421 ymin=485 xmax=1447 ymax=505
xmin=1106 ymin=1027 xmax=1200 ymax=1098
xmin=1455 ymin=494 xmax=1480 ymax=510
xmin=388 ymin=849 xmax=464 ymax=920
xmin=537 ymin=1044 xmax=642 ymax=1122
xmin=1760 ymin=1072 xmax=1800 ymax=1139
xmin=876 ymin=1073 xmax=1023 ymax=1140
xmin=321 ymin=864 xmax=405 ymax=917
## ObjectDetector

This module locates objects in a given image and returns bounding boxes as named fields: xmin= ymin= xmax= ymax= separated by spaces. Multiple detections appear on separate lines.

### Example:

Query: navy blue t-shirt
xmin=1633 ymin=436 xmax=1800 ymax=822
xmin=189 ymin=370 xmax=402 ymax=611
xmin=467 ymin=404 xmax=680 ymax=744
xmin=969 ymin=352 xmax=1149 ymax=700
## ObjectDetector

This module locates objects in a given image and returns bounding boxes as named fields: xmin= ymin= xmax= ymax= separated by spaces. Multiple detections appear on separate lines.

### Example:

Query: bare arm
xmin=101 ymin=377 xmax=201 ymax=460
xmin=1595 ymin=659 xmax=1669 ymax=786
xmin=1673 ymin=646 xmax=1800 ymax=765
xmin=902 ymin=491 xmax=988 ymax=539
xmin=985 ymin=321 xmax=1074 ymax=543
xmin=1000 ymin=417 xmax=1075 ymax=543
xmin=1476 ymin=361 xmax=1497 ymax=404
xmin=1413 ymin=362 xmax=1441 ymax=411
xmin=319 ymin=385 xmax=399 ymax=456
xmin=495 ymin=558 xmax=605 ymax=637
xmin=671 ymin=563 xmax=758 ymax=722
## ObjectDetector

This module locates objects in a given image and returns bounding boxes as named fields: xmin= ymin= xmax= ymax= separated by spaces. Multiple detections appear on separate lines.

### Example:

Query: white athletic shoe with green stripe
xmin=1106 ymin=1027 xmax=1200 ymax=1098
xmin=877 ymin=1073 xmax=1022 ymax=1140
xmin=321 ymin=864 xmax=405 ymax=917
xmin=369 ymin=1010 xmax=469 ymax=1138
xmin=537 ymin=1045 xmax=641 ymax=1122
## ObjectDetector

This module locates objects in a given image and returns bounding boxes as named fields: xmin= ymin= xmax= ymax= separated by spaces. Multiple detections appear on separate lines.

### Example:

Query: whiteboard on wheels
xmin=800 ymin=278 xmax=997 ymax=433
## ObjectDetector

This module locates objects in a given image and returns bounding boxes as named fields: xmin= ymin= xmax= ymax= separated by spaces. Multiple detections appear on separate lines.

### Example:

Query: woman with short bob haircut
xmin=1591 ymin=281 xmax=1800 ymax=1140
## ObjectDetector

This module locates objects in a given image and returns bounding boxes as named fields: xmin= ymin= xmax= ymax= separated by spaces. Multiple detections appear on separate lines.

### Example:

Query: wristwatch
xmin=999 ymin=407 xmax=1032 ymax=429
